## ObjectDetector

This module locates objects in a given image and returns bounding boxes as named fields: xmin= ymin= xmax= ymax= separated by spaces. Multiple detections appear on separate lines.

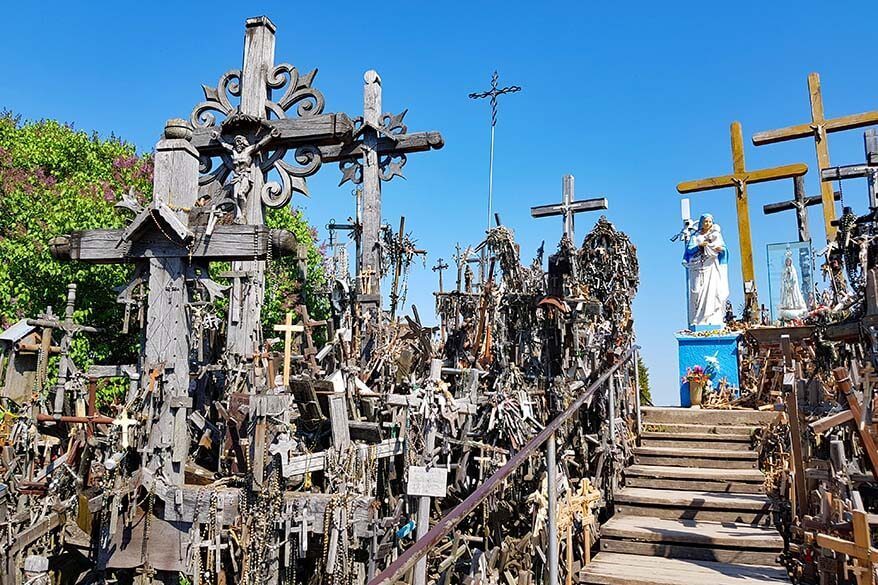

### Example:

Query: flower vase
xmin=689 ymin=380 xmax=704 ymax=408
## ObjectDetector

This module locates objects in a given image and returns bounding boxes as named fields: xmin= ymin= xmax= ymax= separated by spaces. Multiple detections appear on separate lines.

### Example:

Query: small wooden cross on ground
xmin=273 ymin=312 xmax=304 ymax=387
xmin=677 ymin=121 xmax=808 ymax=320
xmin=531 ymin=174 xmax=608 ymax=243
xmin=763 ymin=175 xmax=841 ymax=242
xmin=753 ymin=72 xmax=878 ymax=241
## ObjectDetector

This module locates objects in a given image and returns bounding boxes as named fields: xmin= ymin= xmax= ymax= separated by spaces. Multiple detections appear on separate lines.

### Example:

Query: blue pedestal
xmin=676 ymin=332 xmax=741 ymax=407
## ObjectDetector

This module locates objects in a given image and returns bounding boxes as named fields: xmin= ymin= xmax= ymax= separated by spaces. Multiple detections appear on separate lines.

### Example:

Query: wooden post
xmin=143 ymin=120 xmax=200 ymax=487
xmin=360 ymin=70 xmax=383 ymax=306
xmin=678 ymin=122 xmax=808 ymax=320
xmin=762 ymin=175 xmax=840 ymax=243
xmin=753 ymin=72 xmax=878 ymax=241
xmin=412 ymin=359 xmax=443 ymax=585
xmin=546 ymin=432 xmax=559 ymax=585
xmin=782 ymin=338 xmax=807 ymax=520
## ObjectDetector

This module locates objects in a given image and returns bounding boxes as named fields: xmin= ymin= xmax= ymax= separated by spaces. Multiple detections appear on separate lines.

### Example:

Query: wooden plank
xmin=317 ymin=131 xmax=444 ymax=163
xmin=633 ymin=446 xmax=756 ymax=459
xmin=601 ymin=516 xmax=783 ymax=548
xmin=624 ymin=464 xmax=763 ymax=482
xmin=600 ymin=540 xmax=778 ymax=565
xmin=614 ymin=487 xmax=771 ymax=511
xmin=640 ymin=407 xmax=776 ymax=426
xmin=191 ymin=114 xmax=354 ymax=155
xmin=676 ymin=163 xmax=807 ymax=192
xmin=50 ymin=225 xmax=302 ymax=264
xmin=580 ymin=553 xmax=789 ymax=585
xmin=785 ymin=388 xmax=808 ymax=519
xmin=809 ymin=409 xmax=854 ymax=434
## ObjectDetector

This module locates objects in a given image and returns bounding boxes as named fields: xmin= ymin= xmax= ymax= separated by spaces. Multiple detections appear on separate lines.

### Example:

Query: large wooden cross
xmin=273 ymin=312 xmax=304 ymax=387
xmin=530 ymin=174 xmax=608 ymax=242
xmin=752 ymin=72 xmax=878 ymax=242
xmin=677 ymin=121 xmax=807 ymax=319
xmin=328 ymin=71 xmax=444 ymax=308
xmin=763 ymin=175 xmax=840 ymax=242
xmin=188 ymin=17 xmax=353 ymax=358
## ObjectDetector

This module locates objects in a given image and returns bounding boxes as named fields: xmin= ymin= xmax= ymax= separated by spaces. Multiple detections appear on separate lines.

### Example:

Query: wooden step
xmin=580 ymin=552 xmax=789 ymax=584
xmin=599 ymin=516 xmax=781 ymax=564
xmin=614 ymin=487 xmax=773 ymax=525
xmin=642 ymin=406 xmax=777 ymax=426
xmin=634 ymin=446 xmax=758 ymax=469
xmin=642 ymin=422 xmax=758 ymax=437
xmin=640 ymin=433 xmax=752 ymax=452
xmin=625 ymin=464 xmax=764 ymax=494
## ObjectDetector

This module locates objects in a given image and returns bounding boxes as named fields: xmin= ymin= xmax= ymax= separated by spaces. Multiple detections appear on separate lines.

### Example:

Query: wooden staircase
xmin=581 ymin=407 xmax=791 ymax=584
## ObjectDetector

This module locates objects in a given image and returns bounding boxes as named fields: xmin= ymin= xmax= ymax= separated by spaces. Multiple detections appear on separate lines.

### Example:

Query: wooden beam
xmin=191 ymin=113 xmax=355 ymax=156
xmin=809 ymin=409 xmax=854 ymax=434
xmin=833 ymin=367 xmax=878 ymax=480
xmin=49 ymin=225 xmax=304 ymax=264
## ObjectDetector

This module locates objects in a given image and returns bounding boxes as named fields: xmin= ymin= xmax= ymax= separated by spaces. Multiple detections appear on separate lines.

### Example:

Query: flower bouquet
xmin=682 ymin=365 xmax=710 ymax=408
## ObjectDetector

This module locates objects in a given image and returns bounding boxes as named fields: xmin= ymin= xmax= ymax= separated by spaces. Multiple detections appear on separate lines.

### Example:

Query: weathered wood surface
xmin=191 ymin=114 xmax=354 ymax=155
xmin=601 ymin=516 xmax=783 ymax=549
xmin=641 ymin=406 xmax=776 ymax=426
xmin=581 ymin=553 xmax=789 ymax=584
xmin=50 ymin=225 xmax=303 ymax=263
xmin=599 ymin=540 xmax=778 ymax=566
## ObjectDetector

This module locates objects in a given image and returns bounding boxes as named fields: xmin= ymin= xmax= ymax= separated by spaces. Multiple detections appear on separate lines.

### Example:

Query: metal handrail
xmin=369 ymin=344 xmax=640 ymax=585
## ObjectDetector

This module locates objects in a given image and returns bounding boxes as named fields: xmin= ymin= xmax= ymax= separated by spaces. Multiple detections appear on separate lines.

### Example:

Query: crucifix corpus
xmin=677 ymin=121 xmax=808 ymax=320
xmin=763 ymin=175 xmax=840 ymax=243
xmin=530 ymin=174 xmax=608 ymax=243
xmin=752 ymin=72 xmax=878 ymax=241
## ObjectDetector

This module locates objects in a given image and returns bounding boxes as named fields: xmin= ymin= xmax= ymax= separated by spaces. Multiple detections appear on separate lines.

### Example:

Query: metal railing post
xmin=632 ymin=347 xmax=642 ymax=440
xmin=608 ymin=371 xmax=616 ymax=449
xmin=546 ymin=432 xmax=559 ymax=585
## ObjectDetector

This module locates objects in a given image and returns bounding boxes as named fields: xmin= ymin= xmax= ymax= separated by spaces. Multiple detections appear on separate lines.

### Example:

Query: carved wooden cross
xmin=325 ymin=72 xmax=443 ymax=308
xmin=677 ymin=121 xmax=808 ymax=319
xmin=188 ymin=16 xmax=353 ymax=358
xmin=296 ymin=304 xmax=327 ymax=373
xmin=821 ymin=129 xmax=878 ymax=210
xmin=273 ymin=312 xmax=304 ymax=387
xmin=763 ymin=175 xmax=840 ymax=242
xmin=753 ymin=72 xmax=878 ymax=241
xmin=814 ymin=509 xmax=877 ymax=585
xmin=530 ymin=175 xmax=608 ymax=242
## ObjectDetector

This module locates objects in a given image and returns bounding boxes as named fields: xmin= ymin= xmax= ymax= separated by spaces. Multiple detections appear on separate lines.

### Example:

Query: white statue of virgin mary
xmin=683 ymin=214 xmax=730 ymax=327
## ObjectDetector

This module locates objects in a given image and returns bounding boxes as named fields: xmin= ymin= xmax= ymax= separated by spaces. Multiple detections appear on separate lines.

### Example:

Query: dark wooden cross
xmin=188 ymin=17 xmax=353 ymax=358
xmin=678 ymin=121 xmax=808 ymax=320
xmin=432 ymin=258 xmax=449 ymax=293
xmin=327 ymin=72 xmax=443 ymax=309
xmin=821 ymin=129 xmax=878 ymax=210
xmin=753 ymin=72 xmax=878 ymax=242
xmin=763 ymin=175 xmax=841 ymax=242
xmin=530 ymin=174 xmax=607 ymax=242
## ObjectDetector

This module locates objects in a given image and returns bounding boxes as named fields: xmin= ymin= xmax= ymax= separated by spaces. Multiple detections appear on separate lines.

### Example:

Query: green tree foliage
xmin=0 ymin=113 xmax=326 ymax=385
xmin=637 ymin=356 xmax=652 ymax=406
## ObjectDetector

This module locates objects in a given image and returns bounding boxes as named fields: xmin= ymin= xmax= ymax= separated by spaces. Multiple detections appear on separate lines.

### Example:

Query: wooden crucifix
xmin=763 ymin=175 xmax=841 ymax=242
xmin=273 ymin=312 xmax=304 ymax=388
xmin=188 ymin=16 xmax=354 ymax=358
xmin=752 ymin=72 xmax=878 ymax=242
xmin=531 ymin=174 xmax=607 ymax=243
xmin=677 ymin=121 xmax=808 ymax=320
xmin=821 ymin=129 xmax=878 ymax=210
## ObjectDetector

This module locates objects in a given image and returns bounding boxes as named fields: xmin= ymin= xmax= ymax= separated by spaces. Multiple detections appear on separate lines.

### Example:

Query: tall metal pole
xmin=546 ymin=432 xmax=559 ymax=585
xmin=469 ymin=71 xmax=521 ymax=232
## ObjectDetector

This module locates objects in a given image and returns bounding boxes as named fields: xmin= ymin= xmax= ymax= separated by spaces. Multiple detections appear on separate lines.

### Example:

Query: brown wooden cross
xmin=752 ymin=72 xmax=878 ymax=242
xmin=814 ymin=509 xmax=877 ymax=585
xmin=273 ymin=312 xmax=304 ymax=387
xmin=677 ymin=121 xmax=807 ymax=319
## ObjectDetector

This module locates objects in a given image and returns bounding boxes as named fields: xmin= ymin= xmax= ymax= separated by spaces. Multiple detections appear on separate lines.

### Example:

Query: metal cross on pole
xmin=469 ymin=71 xmax=522 ymax=230
xmin=677 ymin=121 xmax=808 ymax=322
xmin=763 ymin=175 xmax=841 ymax=242
xmin=530 ymin=174 xmax=608 ymax=243
xmin=753 ymin=72 xmax=878 ymax=242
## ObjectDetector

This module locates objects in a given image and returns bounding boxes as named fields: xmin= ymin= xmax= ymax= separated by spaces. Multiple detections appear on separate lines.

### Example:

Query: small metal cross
xmin=468 ymin=71 xmax=522 ymax=127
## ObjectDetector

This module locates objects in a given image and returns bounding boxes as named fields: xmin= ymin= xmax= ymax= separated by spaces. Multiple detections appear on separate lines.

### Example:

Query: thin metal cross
xmin=469 ymin=71 xmax=522 ymax=229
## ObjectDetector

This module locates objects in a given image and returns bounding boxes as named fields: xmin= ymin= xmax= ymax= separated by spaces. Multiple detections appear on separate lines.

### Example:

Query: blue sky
xmin=3 ymin=1 xmax=878 ymax=405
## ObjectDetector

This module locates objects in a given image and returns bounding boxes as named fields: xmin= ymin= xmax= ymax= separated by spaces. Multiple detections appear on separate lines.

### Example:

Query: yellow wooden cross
xmin=677 ymin=121 xmax=808 ymax=320
xmin=273 ymin=311 xmax=304 ymax=387
xmin=814 ymin=510 xmax=877 ymax=585
xmin=753 ymin=72 xmax=878 ymax=242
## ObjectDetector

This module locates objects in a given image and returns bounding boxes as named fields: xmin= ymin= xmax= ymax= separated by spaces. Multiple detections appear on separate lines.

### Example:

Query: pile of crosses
xmin=685 ymin=74 xmax=878 ymax=582
xmin=0 ymin=16 xmax=642 ymax=585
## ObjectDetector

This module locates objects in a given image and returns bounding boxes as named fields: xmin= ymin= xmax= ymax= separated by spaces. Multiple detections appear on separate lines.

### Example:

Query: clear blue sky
xmin=3 ymin=1 xmax=878 ymax=405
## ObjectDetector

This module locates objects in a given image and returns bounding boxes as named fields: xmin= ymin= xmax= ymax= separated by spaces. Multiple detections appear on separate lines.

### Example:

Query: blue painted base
xmin=690 ymin=324 xmax=723 ymax=332
xmin=676 ymin=333 xmax=741 ymax=407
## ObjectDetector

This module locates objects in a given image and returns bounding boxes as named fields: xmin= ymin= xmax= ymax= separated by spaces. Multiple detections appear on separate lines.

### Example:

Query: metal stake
xmin=546 ymin=432 xmax=559 ymax=585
